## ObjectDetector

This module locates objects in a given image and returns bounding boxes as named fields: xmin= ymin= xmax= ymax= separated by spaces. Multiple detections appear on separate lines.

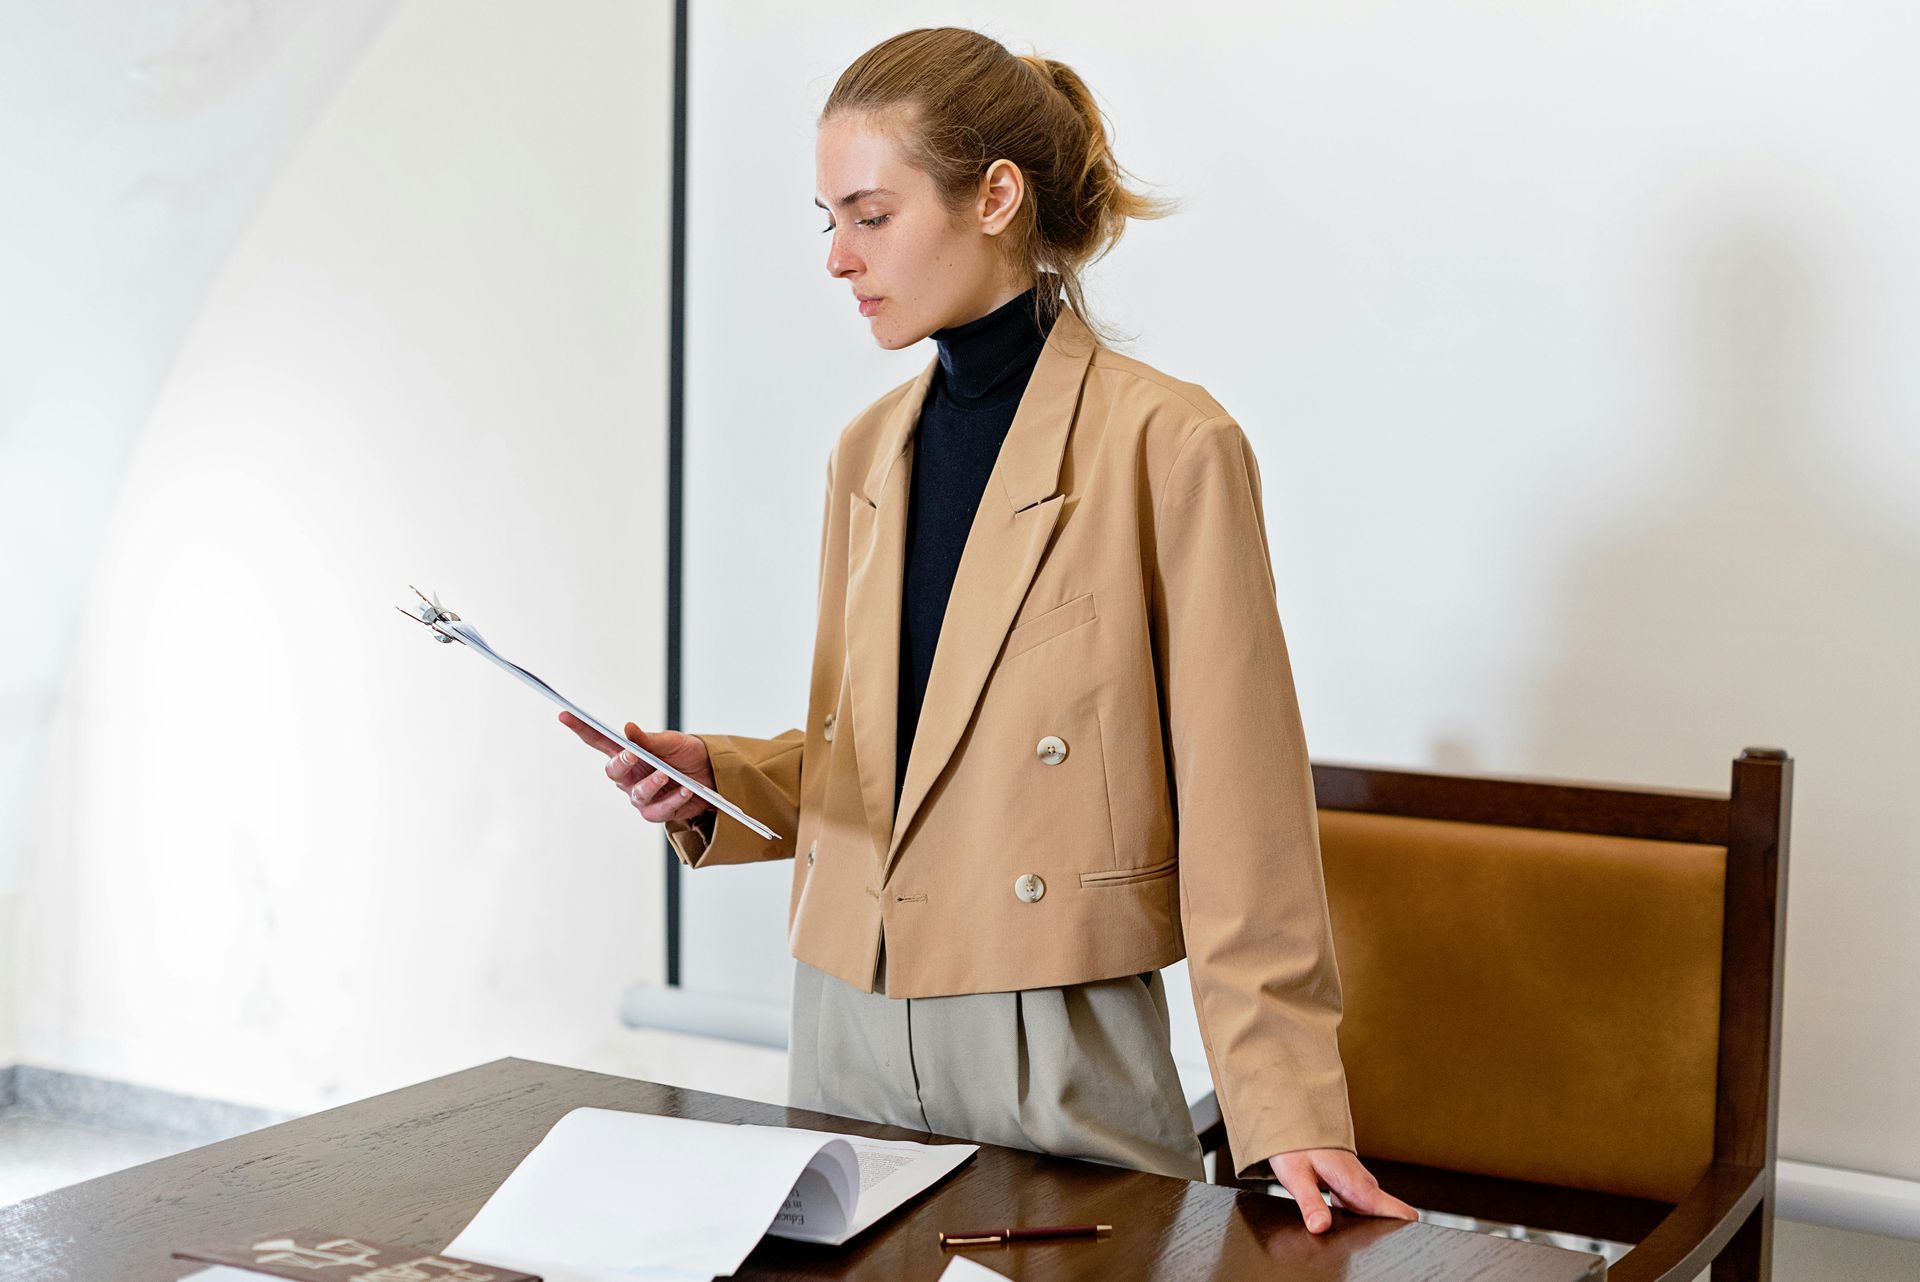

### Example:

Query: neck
xmin=931 ymin=277 xmax=1060 ymax=406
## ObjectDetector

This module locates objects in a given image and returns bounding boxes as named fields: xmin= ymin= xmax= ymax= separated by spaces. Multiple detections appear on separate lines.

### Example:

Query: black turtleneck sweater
xmin=894 ymin=283 xmax=1058 ymax=815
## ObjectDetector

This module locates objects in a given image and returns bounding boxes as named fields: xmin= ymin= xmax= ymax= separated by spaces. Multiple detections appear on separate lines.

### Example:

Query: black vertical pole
xmin=664 ymin=0 xmax=689 ymax=988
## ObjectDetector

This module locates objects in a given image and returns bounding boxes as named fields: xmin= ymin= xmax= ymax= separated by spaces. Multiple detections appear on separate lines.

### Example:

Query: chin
xmin=870 ymin=325 xmax=925 ymax=351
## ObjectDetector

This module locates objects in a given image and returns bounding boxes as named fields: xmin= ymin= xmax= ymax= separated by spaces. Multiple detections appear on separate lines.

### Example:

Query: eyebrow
xmin=813 ymin=187 xmax=898 ymax=210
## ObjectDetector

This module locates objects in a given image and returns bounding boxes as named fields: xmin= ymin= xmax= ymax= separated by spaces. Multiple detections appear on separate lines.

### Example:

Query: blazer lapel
xmin=840 ymin=303 xmax=1100 ymax=883
xmin=844 ymin=354 xmax=935 ymax=879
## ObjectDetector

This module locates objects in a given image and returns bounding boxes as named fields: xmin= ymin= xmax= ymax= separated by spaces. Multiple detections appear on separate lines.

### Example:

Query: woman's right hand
xmin=558 ymin=711 xmax=715 ymax=826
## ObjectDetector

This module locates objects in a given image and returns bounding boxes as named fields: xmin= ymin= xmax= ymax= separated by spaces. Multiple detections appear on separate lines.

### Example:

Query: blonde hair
xmin=821 ymin=27 xmax=1180 ymax=346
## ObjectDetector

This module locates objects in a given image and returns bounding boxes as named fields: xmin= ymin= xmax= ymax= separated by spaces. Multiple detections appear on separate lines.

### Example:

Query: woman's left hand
xmin=1265 ymin=1148 xmax=1421 ymax=1234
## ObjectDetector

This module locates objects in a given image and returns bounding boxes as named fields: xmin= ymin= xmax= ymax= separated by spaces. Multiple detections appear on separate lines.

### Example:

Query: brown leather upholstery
xmin=1319 ymin=808 xmax=1726 ymax=1203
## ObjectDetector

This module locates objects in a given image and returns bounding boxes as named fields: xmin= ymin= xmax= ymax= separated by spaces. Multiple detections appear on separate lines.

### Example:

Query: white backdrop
xmin=16 ymin=0 xmax=676 ymax=1113
xmin=679 ymin=1 xmax=1920 ymax=1185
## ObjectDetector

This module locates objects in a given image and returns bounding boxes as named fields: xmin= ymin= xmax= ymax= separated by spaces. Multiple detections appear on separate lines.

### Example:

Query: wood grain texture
xmin=0 ymin=1057 xmax=1605 ymax=1281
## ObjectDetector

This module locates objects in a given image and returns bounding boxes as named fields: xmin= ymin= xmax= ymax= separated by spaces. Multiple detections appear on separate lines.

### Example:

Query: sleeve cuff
xmin=660 ymin=734 xmax=799 ymax=868
xmin=664 ymin=811 xmax=715 ymax=866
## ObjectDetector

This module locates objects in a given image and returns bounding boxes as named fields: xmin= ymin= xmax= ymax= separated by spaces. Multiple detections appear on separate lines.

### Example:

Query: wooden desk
xmin=0 ymin=1057 xmax=1604 ymax=1280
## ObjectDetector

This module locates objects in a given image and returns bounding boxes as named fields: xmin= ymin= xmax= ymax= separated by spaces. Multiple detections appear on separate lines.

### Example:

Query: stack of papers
xmin=444 ymin=1106 xmax=977 ymax=1281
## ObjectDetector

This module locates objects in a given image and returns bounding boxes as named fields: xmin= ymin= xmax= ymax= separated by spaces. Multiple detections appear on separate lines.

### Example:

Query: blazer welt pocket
xmin=1079 ymin=855 xmax=1177 ymax=888
xmin=1004 ymin=590 xmax=1097 ymax=660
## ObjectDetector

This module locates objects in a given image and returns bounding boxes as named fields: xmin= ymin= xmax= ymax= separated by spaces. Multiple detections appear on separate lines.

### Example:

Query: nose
xmin=826 ymin=228 xmax=861 ymax=281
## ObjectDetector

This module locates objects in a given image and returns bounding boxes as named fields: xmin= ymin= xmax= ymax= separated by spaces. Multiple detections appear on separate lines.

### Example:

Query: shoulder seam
xmin=1153 ymin=413 xmax=1238 ymax=529
xmin=1088 ymin=357 xmax=1222 ymax=419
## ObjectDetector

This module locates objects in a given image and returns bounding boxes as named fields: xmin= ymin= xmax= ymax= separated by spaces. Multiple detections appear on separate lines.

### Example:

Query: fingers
xmin=626 ymin=766 xmax=673 ymax=805
xmin=626 ymin=770 xmax=710 ymax=824
xmin=606 ymin=747 xmax=647 ymax=787
xmin=1270 ymin=1153 xmax=1333 ymax=1234
xmin=1316 ymin=1152 xmax=1422 ymax=1224
xmin=1342 ymin=1181 xmax=1420 ymax=1221
xmin=561 ymin=714 xmax=710 ymax=825
xmin=558 ymin=710 xmax=620 ymax=756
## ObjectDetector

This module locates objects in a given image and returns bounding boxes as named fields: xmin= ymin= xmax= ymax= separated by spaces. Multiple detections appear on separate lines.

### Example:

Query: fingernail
xmin=620 ymin=751 xmax=636 ymax=765
xmin=1310 ymin=1213 xmax=1329 ymax=1231
xmin=679 ymin=787 xmax=691 ymax=800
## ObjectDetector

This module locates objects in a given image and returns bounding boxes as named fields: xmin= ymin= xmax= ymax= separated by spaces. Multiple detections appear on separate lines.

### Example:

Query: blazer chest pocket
xmin=1003 ymin=590 xmax=1097 ymax=661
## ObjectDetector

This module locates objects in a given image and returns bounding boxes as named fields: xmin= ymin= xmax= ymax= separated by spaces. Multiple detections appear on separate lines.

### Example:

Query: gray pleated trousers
xmin=787 ymin=941 xmax=1207 ymax=1182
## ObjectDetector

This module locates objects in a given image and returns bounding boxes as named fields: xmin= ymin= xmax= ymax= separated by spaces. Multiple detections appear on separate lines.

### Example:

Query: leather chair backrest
xmin=1318 ymin=808 xmax=1726 ymax=1203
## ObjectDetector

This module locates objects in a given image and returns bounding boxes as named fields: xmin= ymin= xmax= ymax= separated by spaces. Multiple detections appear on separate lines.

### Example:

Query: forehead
xmin=814 ymin=113 xmax=918 ymax=205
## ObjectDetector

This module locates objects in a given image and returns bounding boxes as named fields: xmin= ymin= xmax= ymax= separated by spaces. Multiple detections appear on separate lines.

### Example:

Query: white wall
xmin=16 ymin=0 xmax=676 ymax=1114
xmin=0 ymin=0 xmax=403 ymax=1080
xmin=678 ymin=0 xmax=1920 ymax=1188
xmin=0 ymin=894 xmax=13 ymax=1065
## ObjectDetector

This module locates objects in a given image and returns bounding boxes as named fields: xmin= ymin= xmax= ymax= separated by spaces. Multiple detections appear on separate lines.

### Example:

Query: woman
xmin=561 ymin=27 xmax=1417 ymax=1234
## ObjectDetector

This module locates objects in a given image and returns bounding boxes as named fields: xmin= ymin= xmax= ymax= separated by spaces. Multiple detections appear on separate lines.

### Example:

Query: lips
xmin=858 ymin=295 xmax=882 ymax=316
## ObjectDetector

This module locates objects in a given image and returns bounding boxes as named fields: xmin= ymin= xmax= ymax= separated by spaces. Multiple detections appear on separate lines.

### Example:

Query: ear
xmin=979 ymin=158 xmax=1026 ymax=235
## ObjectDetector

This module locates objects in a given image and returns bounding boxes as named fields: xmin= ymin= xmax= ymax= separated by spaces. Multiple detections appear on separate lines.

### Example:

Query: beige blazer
xmin=665 ymin=302 xmax=1355 ymax=1173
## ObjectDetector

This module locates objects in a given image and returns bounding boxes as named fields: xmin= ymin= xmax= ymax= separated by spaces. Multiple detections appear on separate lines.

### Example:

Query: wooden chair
xmin=1190 ymin=747 xmax=1793 ymax=1282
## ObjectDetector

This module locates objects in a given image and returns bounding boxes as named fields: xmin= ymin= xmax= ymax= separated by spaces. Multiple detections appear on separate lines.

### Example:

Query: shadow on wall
xmin=1519 ymin=214 xmax=1920 ymax=1181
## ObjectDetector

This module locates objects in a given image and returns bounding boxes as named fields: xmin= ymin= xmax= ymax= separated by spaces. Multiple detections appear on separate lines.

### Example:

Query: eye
xmin=820 ymin=215 xmax=890 ymax=234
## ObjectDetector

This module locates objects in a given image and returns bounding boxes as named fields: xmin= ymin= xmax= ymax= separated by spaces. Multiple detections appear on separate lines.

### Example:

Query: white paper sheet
xmin=765 ymin=1128 xmax=977 ymax=1246
xmin=181 ymin=1254 xmax=1012 ymax=1282
xmin=939 ymin=1256 xmax=1012 ymax=1280
xmin=443 ymin=1107 xmax=975 ymax=1281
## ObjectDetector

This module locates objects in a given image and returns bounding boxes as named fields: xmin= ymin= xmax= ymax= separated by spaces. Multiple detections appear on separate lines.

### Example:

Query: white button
xmin=806 ymin=840 xmax=817 ymax=866
xmin=1036 ymin=735 xmax=1067 ymax=765
xmin=1014 ymin=873 xmax=1046 ymax=903
xmin=823 ymin=712 xmax=837 ymax=742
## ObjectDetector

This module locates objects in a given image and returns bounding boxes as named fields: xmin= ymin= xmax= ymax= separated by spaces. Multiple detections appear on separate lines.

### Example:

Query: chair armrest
xmin=1606 ymin=1161 xmax=1766 ymax=1282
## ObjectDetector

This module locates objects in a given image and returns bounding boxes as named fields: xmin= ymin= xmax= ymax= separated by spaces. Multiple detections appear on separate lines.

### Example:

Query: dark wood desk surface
xmin=0 ymin=1057 xmax=1604 ymax=1281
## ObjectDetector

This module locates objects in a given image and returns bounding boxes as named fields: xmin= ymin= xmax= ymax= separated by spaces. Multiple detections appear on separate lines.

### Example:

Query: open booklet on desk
xmin=440 ymin=1106 xmax=977 ymax=1282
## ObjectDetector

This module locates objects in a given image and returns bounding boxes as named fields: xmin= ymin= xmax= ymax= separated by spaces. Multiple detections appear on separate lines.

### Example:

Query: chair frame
xmin=1190 ymin=746 xmax=1793 ymax=1282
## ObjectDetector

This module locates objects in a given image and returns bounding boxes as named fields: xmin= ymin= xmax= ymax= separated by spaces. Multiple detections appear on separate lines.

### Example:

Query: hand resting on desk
xmin=1267 ymin=1145 xmax=1421 ymax=1234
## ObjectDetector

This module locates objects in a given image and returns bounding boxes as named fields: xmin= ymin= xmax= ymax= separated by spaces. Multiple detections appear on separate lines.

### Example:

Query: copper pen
xmin=939 ymin=1223 xmax=1113 ymax=1247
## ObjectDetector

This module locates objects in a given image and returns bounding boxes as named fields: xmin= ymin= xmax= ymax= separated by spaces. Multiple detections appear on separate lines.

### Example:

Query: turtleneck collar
xmin=930 ymin=281 xmax=1059 ymax=409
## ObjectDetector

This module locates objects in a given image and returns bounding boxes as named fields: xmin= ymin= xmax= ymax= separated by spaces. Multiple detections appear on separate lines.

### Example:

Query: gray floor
xmin=0 ymin=1114 xmax=194 ymax=1208
xmin=1772 ymin=1218 xmax=1920 ymax=1281
xmin=0 ymin=1062 xmax=290 ymax=1211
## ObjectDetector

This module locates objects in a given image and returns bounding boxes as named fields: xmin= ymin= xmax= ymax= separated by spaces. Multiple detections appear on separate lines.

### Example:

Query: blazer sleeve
xmin=663 ymin=449 xmax=837 ymax=869
xmin=1150 ymin=414 xmax=1357 ymax=1179
xmin=663 ymin=731 xmax=804 ymax=867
